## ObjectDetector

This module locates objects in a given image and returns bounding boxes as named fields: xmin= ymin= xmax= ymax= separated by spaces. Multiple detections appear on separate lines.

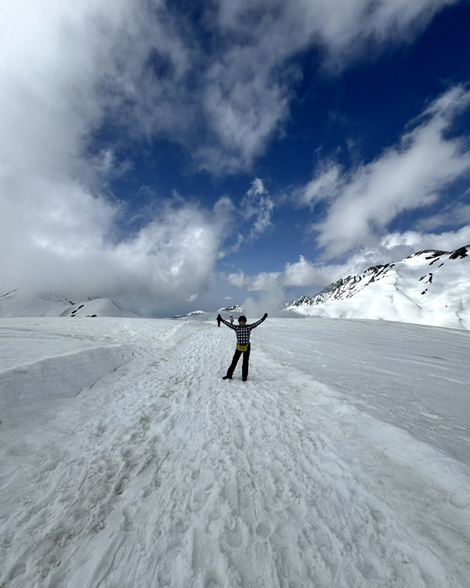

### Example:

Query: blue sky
xmin=1 ymin=0 xmax=470 ymax=316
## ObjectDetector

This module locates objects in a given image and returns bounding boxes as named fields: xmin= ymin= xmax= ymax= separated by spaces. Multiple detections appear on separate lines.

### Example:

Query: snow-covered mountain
xmin=0 ymin=289 xmax=138 ymax=318
xmin=0 ymin=290 xmax=75 ymax=317
xmin=173 ymin=310 xmax=206 ymax=319
xmin=217 ymin=304 xmax=244 ymax=313
xmin=285 ymin=245 xmax=470 ymax=329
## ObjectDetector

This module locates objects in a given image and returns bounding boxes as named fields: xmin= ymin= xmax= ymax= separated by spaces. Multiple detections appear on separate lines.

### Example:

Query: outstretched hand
xmin=263 ymin=313 xmax=268 ymax=320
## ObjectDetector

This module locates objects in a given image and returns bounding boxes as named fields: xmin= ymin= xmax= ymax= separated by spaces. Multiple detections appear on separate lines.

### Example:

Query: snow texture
xmin=1 ymin=315 xmax=469 ymax=587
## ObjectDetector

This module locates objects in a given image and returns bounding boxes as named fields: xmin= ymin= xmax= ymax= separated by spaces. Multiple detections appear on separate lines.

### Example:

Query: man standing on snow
xmin=217 ymin=313 xmax=268 ymax=381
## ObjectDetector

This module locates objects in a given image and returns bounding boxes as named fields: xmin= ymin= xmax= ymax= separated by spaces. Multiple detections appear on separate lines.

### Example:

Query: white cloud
xmin=381 ymin=226 xmax=470 ymax=254
xmin=227 ymin=224 xmax=470 ymax=303
xmin=197 ymin=0 xmax=460 ymax=172
xmin=416 ymin=196 xmax=470 ymax=232
xmin=284 ymin=256 xmax=328 ymax=287
xmin=228 ymin=254 xmax=368 ymax=295
xmin=0 ymin=180 xmax=232 ymax=311
xmin=217 ymin=179 xmax=274 ymax=259
xmin=0 ymin=0 xmax=236 ymax=315
xmin=208 ymin=0 xmax=466 ymax=174
xmin=241 ymin=178 xmax=275 ymax=239
xmin=0 ymin=0 xmax=464 ymax=314
xmin=228 ymin=270 xmax=282 ymax=292
xmin=297 ymin=86 xmax=470 ymax=258
xmin=2 ymin=1 xmax=460 ymax=180
xmin=299 ymin=163 xmax=343 ymax=207
xmin=1 ymin=0 xmax=452 ymax=177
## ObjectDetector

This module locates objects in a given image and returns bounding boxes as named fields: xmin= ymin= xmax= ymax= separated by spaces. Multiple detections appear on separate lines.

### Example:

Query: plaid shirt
xmin=220 ymin=317 xmax=265 ymax=345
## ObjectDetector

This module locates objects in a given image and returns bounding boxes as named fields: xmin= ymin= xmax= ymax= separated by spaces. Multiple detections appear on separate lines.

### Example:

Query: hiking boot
xmin=222 ymin=375 xmax=232 ymax=380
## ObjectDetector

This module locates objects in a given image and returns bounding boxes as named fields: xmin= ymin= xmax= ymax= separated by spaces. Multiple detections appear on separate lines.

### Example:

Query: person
xmin=217 ymin=315 xmax=221 ymax=327
xmin=217 ymin=313 xmax=268 ymax=381
xmin=229 ymin=315 xmax=234 ymax=324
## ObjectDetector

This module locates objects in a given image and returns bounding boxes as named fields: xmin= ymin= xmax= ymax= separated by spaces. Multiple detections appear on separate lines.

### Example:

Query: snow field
xmin=1 ymin=317 xmax=469 ymax=587
xmin=256 ymin=319 xmax=470 ymax=466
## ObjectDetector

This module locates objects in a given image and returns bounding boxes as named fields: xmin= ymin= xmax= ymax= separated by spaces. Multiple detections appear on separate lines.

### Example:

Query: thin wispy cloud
xmin=241 ymin=179 xmax=275 ymax=240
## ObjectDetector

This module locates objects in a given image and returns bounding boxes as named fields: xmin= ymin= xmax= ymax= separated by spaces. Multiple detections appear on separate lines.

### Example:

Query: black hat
xmin=238 ymin=315 xmax=247 ymax=322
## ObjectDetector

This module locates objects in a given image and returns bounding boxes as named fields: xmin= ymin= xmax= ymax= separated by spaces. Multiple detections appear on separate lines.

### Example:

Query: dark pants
xmin=226 ymin=344 xmax=250 ymax=380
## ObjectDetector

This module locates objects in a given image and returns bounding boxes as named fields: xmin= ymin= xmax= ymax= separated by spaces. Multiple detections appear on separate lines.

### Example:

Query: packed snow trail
xmin=1 ymin=318 xmax=469 ymax=587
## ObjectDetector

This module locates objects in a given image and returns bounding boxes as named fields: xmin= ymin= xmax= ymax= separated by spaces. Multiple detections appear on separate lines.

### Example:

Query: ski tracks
xmin=1 ymin=320 xmax=467 ymax=587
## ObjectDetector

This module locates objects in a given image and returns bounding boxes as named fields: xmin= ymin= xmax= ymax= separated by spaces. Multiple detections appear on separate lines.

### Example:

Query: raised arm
xmin=217 ymin=315 xmax=236 ymax=330
xmin=248 ymin=313 xmax=268 ymax=329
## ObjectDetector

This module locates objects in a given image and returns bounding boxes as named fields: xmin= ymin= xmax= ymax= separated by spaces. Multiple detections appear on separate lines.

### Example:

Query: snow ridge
xmin=0 ymin=290 xmax=138 ymax=318
xmin=173 ymin=310 xmax=206 ymax=318
xmin=0 ymin=345 xmax=135 ymax=409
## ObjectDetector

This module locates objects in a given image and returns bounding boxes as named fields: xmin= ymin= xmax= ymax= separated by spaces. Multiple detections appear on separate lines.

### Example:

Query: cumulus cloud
xmin=0 ymin=0 xmax=463 ymax=313
xmin=1 ymin=184 xmax=232 ymax=311
xmin=227 ymin=223 xmax=470 ymax=304
xmin=228 ymin=270 xmax=280 ymax=292
xmin=217 ymin=179 xmax=274 ymax=259
xmin=198 ymin=0 xmax=461 ymax=172
xmin=297 ymin=86 xmax=470 ymax=258
xmin=381 ymin=226 xmax=470 ymax=254
xmin=228 ymin=252 xmax=370 ymax=296
xmin=226 ymin=253 xmax=362 ymax=313
xmin=3 ymin=0 xmax=455 ymax=176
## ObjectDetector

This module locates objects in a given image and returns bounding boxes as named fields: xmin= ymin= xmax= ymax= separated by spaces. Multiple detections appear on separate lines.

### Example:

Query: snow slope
xmin=0 ymin=290 xmax=75 ymax=317
xmin=1 ymin=317 xmax=469 ymax=587
xmin=0 ymin=289 xmax=138 ymax=318
xmin=217 ymin=305 xmax=244 ymax=313
xmin=286 ymin=246 xmax=470 ymax=330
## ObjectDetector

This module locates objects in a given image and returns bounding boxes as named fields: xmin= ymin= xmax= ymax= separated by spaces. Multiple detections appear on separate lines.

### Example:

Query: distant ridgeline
xmin=217 ymin=305 xmax=244 ymax=313
xmin=173 ymin=310 xmax=206 ymax=319
xmin=0 ymin=290 xmax=138 ymax=318
xmin=284 ymin=245 xmax=470 ymax=330
xmin=173 ymin=305 xmax=244 ymax=320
